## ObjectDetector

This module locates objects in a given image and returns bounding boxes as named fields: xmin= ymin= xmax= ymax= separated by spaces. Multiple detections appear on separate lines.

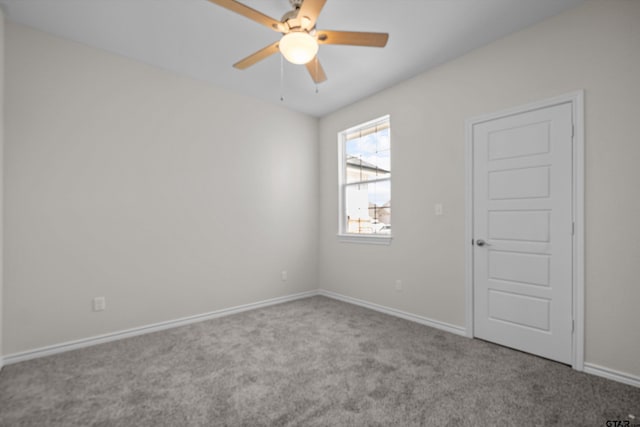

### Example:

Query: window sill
xmin=337 ymin=234 xmax=393 ymax=245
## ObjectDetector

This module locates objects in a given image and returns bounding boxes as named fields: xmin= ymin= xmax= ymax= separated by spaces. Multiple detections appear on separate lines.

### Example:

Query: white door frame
xmin=464 ymin=91 xmax=585 ymax=370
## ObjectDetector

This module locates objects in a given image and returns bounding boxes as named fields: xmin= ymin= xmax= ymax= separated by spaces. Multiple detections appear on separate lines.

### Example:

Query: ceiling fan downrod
xmin=289 ymin=0 xmax=304 ymax=10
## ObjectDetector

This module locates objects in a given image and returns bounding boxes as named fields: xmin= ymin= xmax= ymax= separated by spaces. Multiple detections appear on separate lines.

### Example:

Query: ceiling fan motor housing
xmin=281 ymin=10 xmax=298 ymax=26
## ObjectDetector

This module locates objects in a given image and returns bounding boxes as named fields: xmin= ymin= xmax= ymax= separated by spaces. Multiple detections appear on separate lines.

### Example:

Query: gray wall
xmin=0 ymin=8 xmax=4 ymax=367
xmin=4 ymin=22 xmax=319 ymax=355
xmin=318 ymin=0 xmax=640 ymax=378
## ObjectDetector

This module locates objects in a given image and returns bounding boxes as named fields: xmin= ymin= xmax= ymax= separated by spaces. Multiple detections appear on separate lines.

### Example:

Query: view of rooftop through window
xmin=340 ymin=116 xmax=391 ymax=236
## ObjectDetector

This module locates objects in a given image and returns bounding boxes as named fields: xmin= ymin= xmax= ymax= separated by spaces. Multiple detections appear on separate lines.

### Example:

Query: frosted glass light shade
xmin=279 ymin=32 xmax=318 ymax=65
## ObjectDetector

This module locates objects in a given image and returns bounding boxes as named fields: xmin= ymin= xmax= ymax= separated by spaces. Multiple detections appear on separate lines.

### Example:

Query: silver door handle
xmin=476 ymin=239 xmax=489 ymax=247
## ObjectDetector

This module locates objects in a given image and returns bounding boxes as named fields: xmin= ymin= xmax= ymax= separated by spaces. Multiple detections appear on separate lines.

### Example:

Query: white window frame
xmin=337 ymin=115 xmax=392 ymax=245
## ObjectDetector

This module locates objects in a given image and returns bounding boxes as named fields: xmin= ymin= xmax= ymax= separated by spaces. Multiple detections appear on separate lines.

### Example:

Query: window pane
xmin=345 ymin=126 xmax=391 ymax=184
xmin=345 ymin=180 xmax=391 ymax=235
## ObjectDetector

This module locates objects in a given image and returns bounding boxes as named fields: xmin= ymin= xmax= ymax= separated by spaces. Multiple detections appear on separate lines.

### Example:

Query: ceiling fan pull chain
xmin=280 ymin=55 xmax=285 ymax=102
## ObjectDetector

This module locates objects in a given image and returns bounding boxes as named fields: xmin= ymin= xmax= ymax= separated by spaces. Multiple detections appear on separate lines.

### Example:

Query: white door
xmin=472 ymin=102 xmax=573 ymax=364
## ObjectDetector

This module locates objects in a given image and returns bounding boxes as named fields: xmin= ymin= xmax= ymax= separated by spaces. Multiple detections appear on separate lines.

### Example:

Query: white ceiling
xmin=0 ymin=0 xmax=584 ymax=117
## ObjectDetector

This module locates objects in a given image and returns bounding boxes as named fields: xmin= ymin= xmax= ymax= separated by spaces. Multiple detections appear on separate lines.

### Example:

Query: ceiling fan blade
xmin=297 ymin=0 xmax=327 ymax=29
xmin=233 ymin=41 xmax=280 ymax=69
xmin=207 ymin=0 xmax=284 ymax=32
xmin=305 ymin=56 xmax=327 ymax=83
xmin=316 ymin=30 xmax=389 ymax=47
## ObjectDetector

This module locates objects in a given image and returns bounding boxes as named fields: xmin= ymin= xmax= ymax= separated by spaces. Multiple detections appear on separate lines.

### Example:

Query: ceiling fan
xmin=207 ymin=0 xmax=389 ymax=84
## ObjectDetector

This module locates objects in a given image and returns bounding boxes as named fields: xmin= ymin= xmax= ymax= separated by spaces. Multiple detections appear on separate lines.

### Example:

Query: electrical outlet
xmin=281 ymin=270 xmax=288 ymax=281
xmin=395 ymin=279 xmax=403 ymax=292
xmin=93 ymin=296 xmax=106 ymax=312
xmin=435 ymin=203 xmax=443 ymax=216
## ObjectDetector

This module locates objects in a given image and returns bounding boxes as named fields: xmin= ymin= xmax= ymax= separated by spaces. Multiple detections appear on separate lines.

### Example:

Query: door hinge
xmin=571 ymin=124 xmax=575 ymax=138
xmin=572 ymin=320 xmax=575 ymax=333
xmin=572 ymin=222 xmax=575 ymax=236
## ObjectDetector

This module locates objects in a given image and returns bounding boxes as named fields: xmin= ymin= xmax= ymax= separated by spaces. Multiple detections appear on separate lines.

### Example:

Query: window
xmin=338 ymin=115 xmax=391 ymax=243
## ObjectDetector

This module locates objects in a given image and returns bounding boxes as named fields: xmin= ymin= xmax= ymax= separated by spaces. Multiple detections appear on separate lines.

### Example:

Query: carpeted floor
xmin=0 ymin=296 xmax=638 ymax=426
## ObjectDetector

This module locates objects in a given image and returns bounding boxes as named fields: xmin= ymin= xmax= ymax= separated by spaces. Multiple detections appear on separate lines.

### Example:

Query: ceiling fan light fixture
xmin=279 ymin=31 xmax=318 ymax=65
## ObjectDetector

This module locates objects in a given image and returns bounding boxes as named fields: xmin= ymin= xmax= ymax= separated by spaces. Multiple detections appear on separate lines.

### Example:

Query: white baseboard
xmin=318 ymin=289 xmax=467 ymax=337
xmin=584 ymin=363 xmax=640 ymax=388
xmin=2 ymin=290 xmax=319 ymax=366
xmin=4 ymin=288 xmax=638 ymax=390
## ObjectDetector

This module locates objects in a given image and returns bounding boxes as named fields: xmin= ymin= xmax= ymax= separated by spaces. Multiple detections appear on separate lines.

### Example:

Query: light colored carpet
xmin=0 ymin=296 xmax=638 ymax=426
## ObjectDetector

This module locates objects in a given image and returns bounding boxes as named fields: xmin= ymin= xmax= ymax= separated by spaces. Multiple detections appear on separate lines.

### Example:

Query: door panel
xmin=473 ymin=102 xmax=573 ymax=364
xmin=488 ymin=290 xmax=550 ymax=331
xmin=489 ymin=251 xmax=550 ymax=286
xmin=487 ymin=121 xmax=550 ymax=160
xmin=488 ymin=167 xmax=550 ymax=200
xmin=488 ymin=210 xmax=550 ymax=242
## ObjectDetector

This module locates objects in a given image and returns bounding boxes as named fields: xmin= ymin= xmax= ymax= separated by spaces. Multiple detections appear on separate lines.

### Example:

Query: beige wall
xmin=4 ymin=22 xmax=319 ymax=355
xmin=319 ymin=0 xmax=640 ymax=377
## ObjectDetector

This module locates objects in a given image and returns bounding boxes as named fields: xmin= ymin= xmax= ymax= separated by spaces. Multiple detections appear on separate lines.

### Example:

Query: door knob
xmin=476 ymin=239 xmax=488 ymax=247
